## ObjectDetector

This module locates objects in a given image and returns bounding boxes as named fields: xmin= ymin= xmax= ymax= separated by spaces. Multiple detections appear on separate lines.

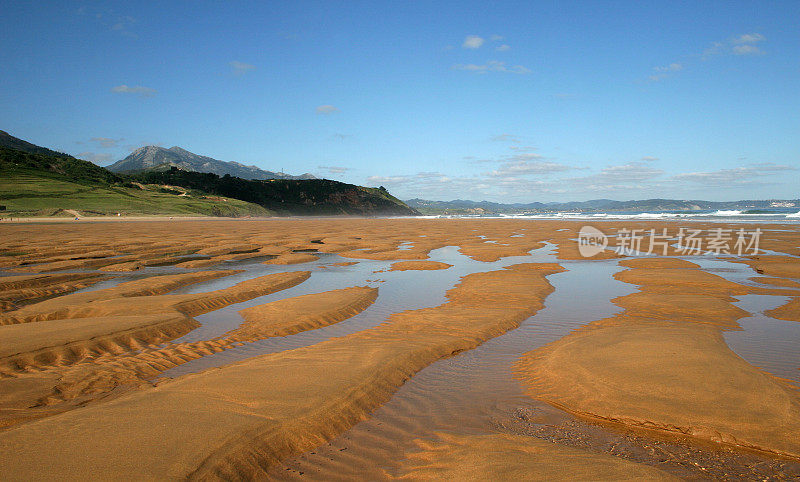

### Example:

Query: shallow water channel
xmin=6 ymin=240 xmax=799 ymax=479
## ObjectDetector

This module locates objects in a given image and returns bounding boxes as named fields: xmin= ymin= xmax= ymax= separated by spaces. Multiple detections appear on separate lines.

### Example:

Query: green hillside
xmin=0 ymin=134 xmax=419 ymax=217
xmin=134 ymin=168 xmax=418 ymax=216
xmin=0 ymin=130 xmax=74 ymax=158
xmin=0 ymin=148 xmax=272 ymax=218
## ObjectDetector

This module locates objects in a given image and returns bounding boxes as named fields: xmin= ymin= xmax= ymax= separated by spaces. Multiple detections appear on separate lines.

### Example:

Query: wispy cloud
xmin=508 ymin=152 xmax=545 ymax=161
xmin=90 ymin=137 xmax=123 ymax=148
xmin=79 ymin=7 xmax=136 ymax=38
xmin=229 ymin=61 xmax=256 ymax=75
xmin=110 ymin=16 xmax=137 ymax=38
xmin=488 ymin=160 xmax=574 ymax=177
xmin=564 ymin=161 xmax=666 ymax=193
xmin=648 ymin=62 xmax=683 ymax=82
xmin=452 ymin=60 xmax=530 ymax=74
xmin=703 ymin=32 xmax=766 ymax=59
xmin=491 ymin=133 xmax=521 ymax=143
xmin=366 ymin=169 xmax=564 ymax=201
xmin=367 ymin=175 xmax=413 ymax=185
xmin=463 ymin=35 xmax=485 ymax=49
xmin=110 ymin=85 xmax=156 ymax=97
xmin=78 ymin=152 xmax=114 ymax=164
xmin=673 ymin=163 xmax=795 ymax=185
xmin=365 ymin=155 xmax=798 ymax=202
xmin=315 ymin=105 xmax=339 ymax=115
xmin=654 ymin=63 xmax=683 ymax=73
xmin=319 ymin=165 xmax=350 ymax=175
xmin=732 ymin=44 xmax=764 ymax=56
xmin=598 ymin=162 xmax=664 ymax=181
xmin=646 ymin=32 xmax=766 ymax=83
xmin=486 ymin=34 xmax=510 ymax=51
xmin=640 ymin=156 xmax=659 ymax=162
xmin=734 ymin=33 xmax=766 ymax=44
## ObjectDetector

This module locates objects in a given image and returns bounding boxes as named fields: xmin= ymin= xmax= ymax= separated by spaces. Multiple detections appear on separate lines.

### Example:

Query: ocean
xmin=417 ymin=208 xmax=800 ymax=222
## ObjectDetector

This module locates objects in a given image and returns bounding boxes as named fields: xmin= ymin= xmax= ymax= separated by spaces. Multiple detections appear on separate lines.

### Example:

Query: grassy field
xmin=0 ymin=169 xmax=272 ymax=218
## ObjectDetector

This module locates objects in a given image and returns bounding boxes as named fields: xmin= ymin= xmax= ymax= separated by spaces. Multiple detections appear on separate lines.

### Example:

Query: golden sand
xmin=264 ymin=252 xmax=321 ymax=265
xmin=0 ymin=218 xmax=798 ymax=478
xmin=388 ymin=260 xmax=452 ymax=271
xmin=0 ymin=263 xmax=561 ymax=479
xmin=235 ymin=286 xmax=378 ymax=339
xmin=516 ymin=256 xmax=800 ymax=459
xmin=393 ymin=432 xmax=675 ymax=480
xmin=0 ymin=273 xmax=107 ymax=311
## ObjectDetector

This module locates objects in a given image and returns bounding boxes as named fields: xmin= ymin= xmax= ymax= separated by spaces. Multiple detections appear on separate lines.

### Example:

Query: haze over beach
xmin=2 ymin=1 xmax=800 ymax=481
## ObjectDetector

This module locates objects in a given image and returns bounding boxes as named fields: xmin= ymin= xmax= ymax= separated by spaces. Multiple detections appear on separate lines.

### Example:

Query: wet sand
xmin=0 ymin=218 xmax=799 ymax=479
xmin=515 ymin=257 xmax=800 ymax=459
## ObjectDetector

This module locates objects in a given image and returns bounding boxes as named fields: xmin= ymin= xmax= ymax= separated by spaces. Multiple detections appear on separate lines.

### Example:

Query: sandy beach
xmin=1 ymin=218 xmax=799 ymax=479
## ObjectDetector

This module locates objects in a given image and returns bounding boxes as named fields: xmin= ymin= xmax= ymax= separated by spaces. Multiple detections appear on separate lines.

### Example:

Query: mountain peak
xmin=108 ymin=145 xmax=315 ymax=181
xmin=168 ymin=146 xmax=192 ymax=155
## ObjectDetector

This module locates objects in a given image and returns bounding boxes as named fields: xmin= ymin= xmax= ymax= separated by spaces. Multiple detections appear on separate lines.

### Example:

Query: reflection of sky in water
xmin=145 ymin=244 xmax=800 ymax=386
xmin=725 ymin=295 xmax=800 ymax=384
xmin=163 ymin=244 xmax=562 ymax=377
xmin=5 ymin=236 xmax=795 ymax=386
xmin=680 ymin=257 xmax=800 ymax=384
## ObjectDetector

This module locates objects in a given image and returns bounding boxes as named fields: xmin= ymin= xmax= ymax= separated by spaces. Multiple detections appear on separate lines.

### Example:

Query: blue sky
xmin=1 ymin=1 xmax=798 ymax=202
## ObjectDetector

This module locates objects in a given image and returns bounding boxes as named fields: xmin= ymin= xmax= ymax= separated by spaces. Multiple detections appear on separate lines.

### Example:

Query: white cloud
xmin=491 ymin=133 xmax=521 ymax=143
xmin=111 ymin=85 xmax=156 ymax=97
xmin=366 ymin=156 xmax=797 ymax=202
xmin=495 ymin=44 xmax=510 ymax=52
xmin=508 ymin=152 xmax=545 ymax=161
xmin=367 ymin=175 xmax=412 ymax=185
xmin=566 ymin=161 xmax=665 ymax=193
xmin=110 ymin=16 xmax=137 ymax=38
xmin=319 ymin=166 xmax=350 ymax=175
xmin=463 ymin=35 xmax=485 ymax=49
xmin=78 ymin=152 xmax=114 ymax=164
xmin=366 ymin=168 xmax=570 ymax=201
xmin=734 ymin=33 xmax=766 ymax=44
xmin=229 ymin=61 xmax=256 ymax=75
xmin=640 ymin=156 xmax=659 ymax=162
xmin=80 ymin=7 xmax=136 ymax=38
xmin=452 ymin=60 xmax=531 ymax=74
xmin=315 ymin=105 xmax=339 ymax=115
xmin=488 ymin=160 xmax=574 ymax=177
xmin=601 ymin=162 xmax=664 ymax=181
xmin=90 ymin=137 xmax=123 ymax=148
xmin=702 ymin=41 xmax=725 ymax=59
xmin=673 ymin=163 xmax=795 ymax=185
xmin=733 ymin=44 xmax=764 ymax=56
xmin=648 ymin=62 xmax=683 ymax=82
xmin=490 ymin=34 xmax=504 ymax=42
xmin=654 ymin=63 xmax=683 ymax=72
xmin=703 ymin=32 xmax=766 ymax=59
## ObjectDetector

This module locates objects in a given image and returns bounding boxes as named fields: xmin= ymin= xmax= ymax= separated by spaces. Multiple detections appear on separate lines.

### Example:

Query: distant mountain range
xmin=108 ymin=145 xmax=316 ymax=181
xmin=405 ymin=198 xmax=800 ymax=214
xmin=4 ymin=129 xmax=795 ymax=218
